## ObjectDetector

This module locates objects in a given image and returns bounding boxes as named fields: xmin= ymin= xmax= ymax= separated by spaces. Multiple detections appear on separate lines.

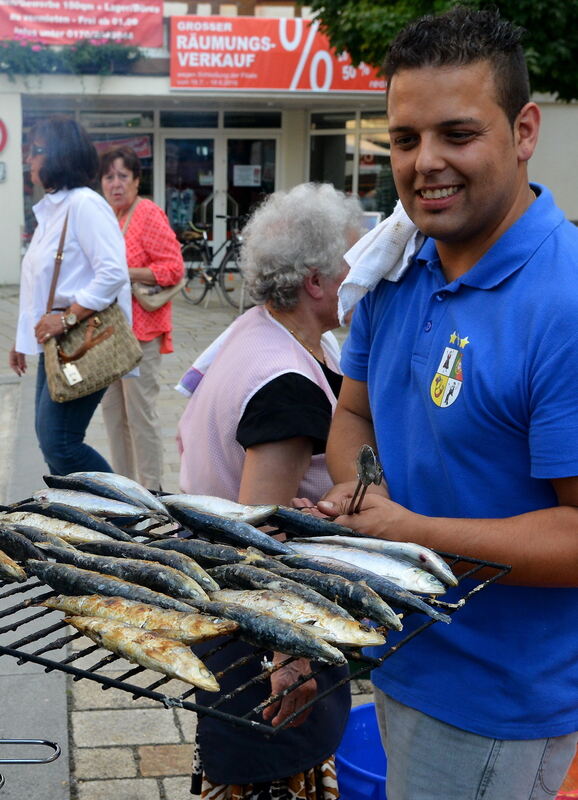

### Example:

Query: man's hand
xmin=317 ymin=493 xmax=415 ymax=541
xmin=262 ymin=657 xmax=317 ymax=728
xmin=9 ymin=348 xmax=26 ymax=377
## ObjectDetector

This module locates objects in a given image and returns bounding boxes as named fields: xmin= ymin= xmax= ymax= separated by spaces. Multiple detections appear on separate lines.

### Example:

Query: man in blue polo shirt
xmin=318 ymin=7 xmax=578 ymax=800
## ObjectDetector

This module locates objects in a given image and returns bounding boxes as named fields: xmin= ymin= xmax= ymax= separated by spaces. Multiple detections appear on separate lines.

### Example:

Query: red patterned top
xmin=118 ymin=198 xmax=184 ymax=353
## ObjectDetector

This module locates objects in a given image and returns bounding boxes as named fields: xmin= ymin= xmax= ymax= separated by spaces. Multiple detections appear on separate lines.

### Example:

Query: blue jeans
xmin=374 ymin=688 xmax=578 ymax=800
xmin=35 ymin=354 xmax=112 ymax=475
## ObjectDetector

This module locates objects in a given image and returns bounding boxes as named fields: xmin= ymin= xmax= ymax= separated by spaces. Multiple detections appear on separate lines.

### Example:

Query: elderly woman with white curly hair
xmin=177 ymin=182 xmax=364 ymax=800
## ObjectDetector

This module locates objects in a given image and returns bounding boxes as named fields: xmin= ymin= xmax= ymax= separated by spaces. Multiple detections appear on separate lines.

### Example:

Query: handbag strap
xmin=57 ymin=315 xmax=115 ymax=363
xmin=46 ymin=212 xmax=69 ymax=314
xmin=121 ymin=197 xmax=140 ymax=237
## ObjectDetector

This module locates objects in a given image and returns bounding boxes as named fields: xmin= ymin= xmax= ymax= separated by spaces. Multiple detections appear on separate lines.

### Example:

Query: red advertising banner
xmin=170 ymin=16 xmax=386 ymax=93
xmin=0 ymin=0 xmax=163 ymax=46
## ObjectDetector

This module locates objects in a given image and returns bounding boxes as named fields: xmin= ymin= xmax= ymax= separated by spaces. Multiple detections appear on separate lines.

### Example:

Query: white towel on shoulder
xmin=338 ymin=200 xmax=424 ymax=325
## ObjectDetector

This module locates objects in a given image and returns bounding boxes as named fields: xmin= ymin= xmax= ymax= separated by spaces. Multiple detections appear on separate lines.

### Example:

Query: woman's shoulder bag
xmin=44 ymin=211 xmax=143 ymax=403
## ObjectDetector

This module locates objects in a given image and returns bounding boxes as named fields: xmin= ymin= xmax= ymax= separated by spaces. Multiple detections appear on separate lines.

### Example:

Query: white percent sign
xmin=279 ymin=18 xmax=333 ymax=91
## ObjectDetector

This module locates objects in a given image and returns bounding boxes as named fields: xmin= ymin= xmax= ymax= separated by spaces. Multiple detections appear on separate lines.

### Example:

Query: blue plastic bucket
xmin=336 ymin=703 xmax=387 ymax=800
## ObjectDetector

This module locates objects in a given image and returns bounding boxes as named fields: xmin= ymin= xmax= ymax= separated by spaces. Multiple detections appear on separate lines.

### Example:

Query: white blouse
xmin=16 ymin=187 xmax=132 ymax=355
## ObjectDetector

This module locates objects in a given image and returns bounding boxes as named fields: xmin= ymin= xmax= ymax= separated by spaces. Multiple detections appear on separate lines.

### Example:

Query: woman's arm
xmin=238 ymin=437 xmax=313 ymax=506
xmin=238 ymin=436 xmax=317 ymax=728
xmin=138 ymin=205 xmax=184 ymax=287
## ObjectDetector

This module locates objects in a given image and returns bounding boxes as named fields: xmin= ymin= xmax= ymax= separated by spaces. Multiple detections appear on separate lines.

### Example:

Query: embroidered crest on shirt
xmin=430 ymin=331 xmax=468 ymax=408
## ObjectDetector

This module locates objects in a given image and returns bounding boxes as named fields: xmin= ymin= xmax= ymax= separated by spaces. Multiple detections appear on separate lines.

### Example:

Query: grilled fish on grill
xmin=277 ymin=554 xmax=451 ymax=623
xmin=31 ymin=489 xmax=160 ymax=521
xmin=69 ymin=472 xmax=169 ymax=514
xmin=13 ymin=501 xmax=135 ymax=542
xmin=162 ymin=501 xmax=292 ymax=556
xmin=42 ymin=595 xmax=238 ymax=643
xmin=0 ymin=526 xmax=47 ymax=561
xmin=41 ymin=547 xmax=209 ymax=602
xmin=149 ymin=538 xmax=247 ymax=567
xmin=0 ymin=512 xmax=123 ymax=545
xmin=210 ymin=589 xmax=386 ymax=647
xmin=199 ymin=600 xmax=347 ymax=665
xmin=209 ymin=564 xmax=356 ymax=620
xmin=65 ymin=616 xmax=220 ymax=691
xmin=25 ymin=560 xmax=196 ymax=613
xmin=295 ymin=535 xmax=458 ymax=587
xmin=269 ymin=506 xmax=359 ymax=538
xmin=161 ymin=495 xmax=277 ymax=525
xmin=289 ymin=542 xmax=446 ymax=594
xmin=0 ymin=548 xmax=27 ymax=582
xmin=257 ymin=565 xmax=403 ymax=631
xmin=43 ymin=474 xmax=146 ymax=508
xmin=78 ymin=540 xmax=218 ymax=592
xmin=5 ymin=523 xmax=76 ymax=551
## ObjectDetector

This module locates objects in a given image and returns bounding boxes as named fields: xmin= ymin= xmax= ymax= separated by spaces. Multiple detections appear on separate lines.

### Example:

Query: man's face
xmin=387 ymin=61 xmax=533 ymax=256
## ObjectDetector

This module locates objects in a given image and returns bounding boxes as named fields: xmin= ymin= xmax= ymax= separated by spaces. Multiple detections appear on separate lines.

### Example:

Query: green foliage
xmin=0 ymin=39 xmax=141 ymax=80
xmin=304 ymin=0 xmax=578 ymax=101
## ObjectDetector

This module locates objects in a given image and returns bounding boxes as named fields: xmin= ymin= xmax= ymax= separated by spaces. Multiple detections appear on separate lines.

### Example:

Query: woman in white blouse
xmin=9 ymin=116 xmax=131 ymax=474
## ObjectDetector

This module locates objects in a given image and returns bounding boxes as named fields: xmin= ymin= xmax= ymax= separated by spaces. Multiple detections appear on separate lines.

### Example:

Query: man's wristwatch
xmin=61 ymin=311 xmax=78 ymax=334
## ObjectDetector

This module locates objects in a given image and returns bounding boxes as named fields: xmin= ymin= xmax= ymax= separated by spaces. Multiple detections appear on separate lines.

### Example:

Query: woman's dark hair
xmin=30 ymin=116 xmax=99 ymax=191
xmin=98 ymin=146 xmax=142 ymax=181
xmin=384 ymin=6 xmax=530 ymax=127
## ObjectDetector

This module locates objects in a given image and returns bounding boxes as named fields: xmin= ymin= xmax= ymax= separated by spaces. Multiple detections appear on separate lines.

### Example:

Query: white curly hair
xmin=240 ymin=182 xmax=364 ymax=310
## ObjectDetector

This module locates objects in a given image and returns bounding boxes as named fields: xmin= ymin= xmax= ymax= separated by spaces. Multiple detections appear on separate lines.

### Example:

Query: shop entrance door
xmin=162 ymin=134 xmax=277 ymax=250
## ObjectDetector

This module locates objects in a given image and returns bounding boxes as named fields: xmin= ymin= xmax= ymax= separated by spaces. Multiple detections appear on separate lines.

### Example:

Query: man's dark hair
xmin=30 ymin=116 xmax=98 ymax=191
xmin=98 ymin=146 xmax=142 ymax=182
xmin=384 ymin=6 xmax=530 ymax=126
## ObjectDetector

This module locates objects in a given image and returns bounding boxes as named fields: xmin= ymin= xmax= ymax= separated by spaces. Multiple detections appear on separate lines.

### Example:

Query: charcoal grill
xmin=0 ymin=544 xmax=510 ymax=736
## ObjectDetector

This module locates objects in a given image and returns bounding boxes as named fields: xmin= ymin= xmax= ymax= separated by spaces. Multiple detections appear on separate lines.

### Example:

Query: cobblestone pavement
xmin=0 ymin=286 xmax=371 ymax=800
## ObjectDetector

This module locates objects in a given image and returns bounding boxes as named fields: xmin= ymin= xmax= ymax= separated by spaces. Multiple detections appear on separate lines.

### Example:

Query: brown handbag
xmin=43 ymin=212 xmax=142 ymax=403
xmin=123 ymin=197 xmax=186 ymax=311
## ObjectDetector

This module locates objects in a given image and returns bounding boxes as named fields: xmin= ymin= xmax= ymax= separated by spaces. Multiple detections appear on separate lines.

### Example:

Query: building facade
xmin=0 ymin=1 xmax=576 ymax=284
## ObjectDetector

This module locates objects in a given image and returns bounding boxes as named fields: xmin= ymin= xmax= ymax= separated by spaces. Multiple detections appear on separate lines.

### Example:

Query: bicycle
xmin=180 ymin=215 xmax=252 ymax=310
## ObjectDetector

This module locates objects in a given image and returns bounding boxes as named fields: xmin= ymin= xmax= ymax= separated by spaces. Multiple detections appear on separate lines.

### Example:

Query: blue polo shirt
xmin=341 ymin=185 xmax=578 ymax=739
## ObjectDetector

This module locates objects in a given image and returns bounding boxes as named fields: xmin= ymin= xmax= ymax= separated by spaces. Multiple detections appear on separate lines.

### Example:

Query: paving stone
xmin=174 ymin=708 xmax=197 ymax=741
xmin=163 ymin=775 xmax=194 ymax=799
xmin=77 ymin=777 xmax=161 ymax=800
xmin=72 ymin=708 xmax=181 ymax=747
xmin=138 ymin=744 xmax=194 ymax=776
xmin=75 ymin=747 xmax=137 ymax=779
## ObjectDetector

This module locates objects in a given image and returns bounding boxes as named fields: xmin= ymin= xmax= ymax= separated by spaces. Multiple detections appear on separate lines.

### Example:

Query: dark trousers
xmin=35 ymin=354 xmax=112 ymax=475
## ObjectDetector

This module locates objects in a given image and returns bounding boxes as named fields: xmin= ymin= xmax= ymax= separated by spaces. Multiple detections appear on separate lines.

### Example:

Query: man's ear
xmin=515 ymin=102 xmax=540 ymax=163
xmin=303 ymin=270 xmax=324 ymax=300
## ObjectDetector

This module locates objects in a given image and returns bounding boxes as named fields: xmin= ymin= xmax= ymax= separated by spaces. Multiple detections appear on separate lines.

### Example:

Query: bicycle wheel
xmin=181 ymin=245 xmax=210 ymax=305
xmin=218 ymin=248 xmax=253 ymax=310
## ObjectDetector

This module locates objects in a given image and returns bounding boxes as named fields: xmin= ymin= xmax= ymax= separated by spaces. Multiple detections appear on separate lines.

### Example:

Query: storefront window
xmin=358 ymin=131 xmax=396 ymax=216
xmin=309 ymin=134 xmax=354 ymax=194
xmin=90 ymin=133 xmax=154 ymax=198
xmin=80 ymin=111 xmax=153 ymax=128
xmin=224 ymin=111 xmax=281 ymax=128
xmin=160 ymin=110 xmax=218 ymax=128
xmin=360 ymin=111 xmax=388 ymax=129
xmin=227 ymin=138 xmax=276 ymax=221
xmin=310 ymin=111 xmax=355 ymax=130
xmin=165 ymin=138 xmax=215 ymax=234
xmin=309 ymin=110 xmax=396 ymax=217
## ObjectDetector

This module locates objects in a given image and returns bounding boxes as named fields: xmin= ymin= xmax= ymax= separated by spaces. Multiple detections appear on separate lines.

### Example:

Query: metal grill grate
xmin=0 ymin=550 xmax=510 ymax=736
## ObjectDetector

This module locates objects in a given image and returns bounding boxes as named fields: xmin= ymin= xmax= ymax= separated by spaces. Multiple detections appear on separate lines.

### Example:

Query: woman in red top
xmin=99 ymin=146 xmax=184 ymax=490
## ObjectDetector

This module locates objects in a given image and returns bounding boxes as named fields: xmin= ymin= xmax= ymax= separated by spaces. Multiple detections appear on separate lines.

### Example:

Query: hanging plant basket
xmin=0 ymin=39 xmax=142 ymax=79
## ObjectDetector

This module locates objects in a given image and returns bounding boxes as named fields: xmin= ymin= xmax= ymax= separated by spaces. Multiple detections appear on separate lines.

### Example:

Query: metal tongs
xmin=347 ymin=444 xmax=384 ymax=515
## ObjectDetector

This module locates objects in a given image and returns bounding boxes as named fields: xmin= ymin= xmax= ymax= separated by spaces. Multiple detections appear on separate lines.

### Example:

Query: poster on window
xmin=233 ymin=164 xmax=261 ymax=187
xmin=0 ymin=0 xmax=163 ymax=46
xmin=170 ymin=16 xmax=386 ymax=93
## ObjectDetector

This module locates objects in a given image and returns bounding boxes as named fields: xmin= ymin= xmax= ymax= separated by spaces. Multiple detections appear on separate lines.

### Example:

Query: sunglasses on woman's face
xmin=30 ymin=144 xmax=46 ymax=156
